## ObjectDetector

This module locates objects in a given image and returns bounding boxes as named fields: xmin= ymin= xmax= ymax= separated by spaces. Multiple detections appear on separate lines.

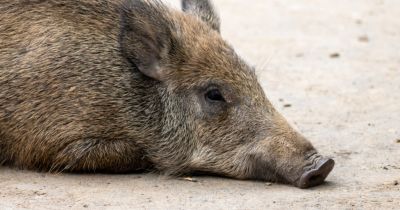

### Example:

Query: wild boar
xmin=0 ymin=0 xmax=334 ymax=188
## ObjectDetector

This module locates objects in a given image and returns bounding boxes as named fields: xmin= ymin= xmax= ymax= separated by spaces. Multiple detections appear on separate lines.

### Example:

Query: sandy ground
xmin=1 ymin=0 xmax=400 ymax=209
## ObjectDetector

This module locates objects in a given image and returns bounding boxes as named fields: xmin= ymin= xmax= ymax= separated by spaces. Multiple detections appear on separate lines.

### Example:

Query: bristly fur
xmin=0 ymin=0 xmax=321 ymax=187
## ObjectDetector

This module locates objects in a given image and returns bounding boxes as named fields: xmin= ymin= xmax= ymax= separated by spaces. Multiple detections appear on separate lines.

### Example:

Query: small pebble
xmin=330 ymin=53 xmax=340 ymax=58
xmin=396 ymin=139 xmax=400 ymax=143
xmin=265 ymin=182 xmax=273 ymax=186
xmin=182 ymin=177 xmax=198 ymax=182
xmin=358 ymin=35 xmax=369 ymax=42
xmin=33 ymin=191 xmax=46 ymax=196
xmin=384 ymin=180 xmax=399 ymax=186
xmin=295 ymin=53 xmax=304 ymax=58
xmin=283 ymin=104 xmax=292 ymax=108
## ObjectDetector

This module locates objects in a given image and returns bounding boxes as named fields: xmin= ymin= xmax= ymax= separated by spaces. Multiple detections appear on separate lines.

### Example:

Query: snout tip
xmin=297 ymin=158 xmax=335 ymax=189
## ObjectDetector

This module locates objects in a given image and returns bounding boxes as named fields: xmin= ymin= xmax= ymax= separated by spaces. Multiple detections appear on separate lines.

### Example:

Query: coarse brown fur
xmin=0 ymin=0 xmax=331 ymax=187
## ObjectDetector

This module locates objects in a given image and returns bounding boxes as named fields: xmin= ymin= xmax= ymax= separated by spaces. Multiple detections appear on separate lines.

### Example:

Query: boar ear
xmin=182 ymin=0 xmax=221 ymax=32
xmin=119 ymin=0 xmax=174 ymax=81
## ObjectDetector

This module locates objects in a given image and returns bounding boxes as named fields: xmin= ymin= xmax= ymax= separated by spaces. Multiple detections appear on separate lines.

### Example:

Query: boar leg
xmin=50 ymin=138 xmax=150 ymax=173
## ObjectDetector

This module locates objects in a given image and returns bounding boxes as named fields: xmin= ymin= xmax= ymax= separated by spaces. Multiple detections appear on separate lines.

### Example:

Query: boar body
xmin=0 ymin=0 xmax=333 ymax=188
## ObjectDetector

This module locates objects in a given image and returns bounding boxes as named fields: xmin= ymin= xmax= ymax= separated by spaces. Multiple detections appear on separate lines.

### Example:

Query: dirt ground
xmin=1 ymin=0 xmax=399 ymax=209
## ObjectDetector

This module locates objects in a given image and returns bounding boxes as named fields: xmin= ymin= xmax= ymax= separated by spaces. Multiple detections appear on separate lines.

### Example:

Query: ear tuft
xmin=182 ymin=0 xmax=221 ymax=32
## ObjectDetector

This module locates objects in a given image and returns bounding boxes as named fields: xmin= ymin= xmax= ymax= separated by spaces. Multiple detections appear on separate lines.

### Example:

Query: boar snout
xmin=246 ymin=114 xmax=335 ymax=188
xmin=297 ymin=156 xmax=335 ymax=188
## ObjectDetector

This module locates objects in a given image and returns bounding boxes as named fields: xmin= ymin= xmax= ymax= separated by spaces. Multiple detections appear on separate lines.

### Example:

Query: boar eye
xmin=205 ymin=89 xmax=225 ymax=102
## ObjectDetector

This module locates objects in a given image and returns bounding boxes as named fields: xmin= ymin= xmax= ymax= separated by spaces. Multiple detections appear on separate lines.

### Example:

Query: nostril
xmin=297 ymin=158 xmax=335 ymax=189
xmin=309 ymin=174 xmax=322 ymax=183
xmin=307 ymin=173 xmax=326 ymax=186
